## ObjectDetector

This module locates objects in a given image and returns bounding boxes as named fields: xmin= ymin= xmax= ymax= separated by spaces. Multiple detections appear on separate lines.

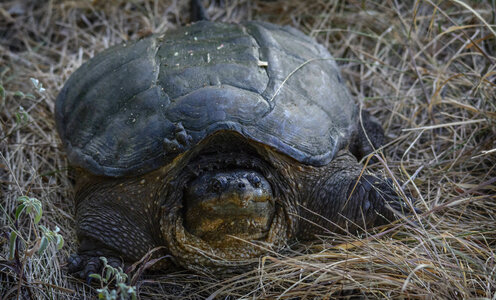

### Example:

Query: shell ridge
xmin=242 ymin=21 xmax=279 ymax=111
xmin=239 ymin=22 xmax=270 ymax=97
xmin=151 ymin=36 xmax=161 ymax=88
xmin=164 ymin=67 xmax=270 ymax=100
xmin=164 ymin=85 xmax=269 ymax=130
xmin=243 ymin=22 xmax=333 ymax=120
xmin=244 ymin=127 xmax=335 ymax=166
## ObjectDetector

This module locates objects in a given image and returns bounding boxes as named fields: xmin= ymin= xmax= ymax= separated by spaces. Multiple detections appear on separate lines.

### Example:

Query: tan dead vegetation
xmin=0 ymin=0 xmax=495 ymax=299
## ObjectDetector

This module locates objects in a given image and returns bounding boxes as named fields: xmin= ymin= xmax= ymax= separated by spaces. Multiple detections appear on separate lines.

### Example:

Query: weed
xmin=89 ymin=257 xmax=137 ymax=300
xmin=1 ymin=196 xmax=64 ymax=299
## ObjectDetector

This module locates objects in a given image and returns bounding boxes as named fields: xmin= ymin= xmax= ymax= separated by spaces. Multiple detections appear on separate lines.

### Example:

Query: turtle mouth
xmin=184 ymin=132 xmax=268 ymax=176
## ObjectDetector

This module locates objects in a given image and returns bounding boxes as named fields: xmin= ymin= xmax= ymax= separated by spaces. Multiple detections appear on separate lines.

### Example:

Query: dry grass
xmin=1 ymin=0 xmax=495 ymax=299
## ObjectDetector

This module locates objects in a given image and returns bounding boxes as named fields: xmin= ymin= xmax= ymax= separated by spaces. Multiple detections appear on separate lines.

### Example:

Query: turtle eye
xmin=247 ymin=173 xmax=261 ymax=188
xmin=210 ymin=176 xmax=227 ymax=193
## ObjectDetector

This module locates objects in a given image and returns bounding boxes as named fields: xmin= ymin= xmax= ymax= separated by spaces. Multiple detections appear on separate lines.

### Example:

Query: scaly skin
xmin=67 ymin=170 xmax=166 ymax=279
xmin=297 ymin=151 xmax=403 ymax=237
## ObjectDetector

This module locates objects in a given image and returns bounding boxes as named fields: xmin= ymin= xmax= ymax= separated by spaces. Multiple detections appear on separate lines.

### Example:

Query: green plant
xmin=1 ymin=196 xmax=64 ymax=298
xmin=89 ymin=257 xmax=137 ymax=300
xmin=11 ymin=196 xmax=64 ymax=256
xmin=0 ymin=83 xmax=5 ymax=105
xmin=0 ymin=77 xmax=43 ymax=141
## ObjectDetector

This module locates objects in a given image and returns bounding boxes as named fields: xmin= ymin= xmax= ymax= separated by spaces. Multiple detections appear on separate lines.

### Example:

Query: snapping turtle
xmin=56 ymin=20 xmax=413 ymax=278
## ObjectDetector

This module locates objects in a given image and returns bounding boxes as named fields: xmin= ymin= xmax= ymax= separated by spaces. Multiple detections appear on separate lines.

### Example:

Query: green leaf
xmin=56 ymin=234 xmax=64 ymax=250
xmin=13 ymin=91 xmax=25 ymax=98
xmin=0 ymin=85 xmax=5 ymax=101
xmin=38 ymin=225 xmax=48 ymax=237
xmin=118 ymin=283 xmax=128 ymax=300
xmin=17 ymin=195 xmax=29 ymax=203
xmin=15 ymin=204 xmax=26 ymax=220
xmin=33 ymin=203 xmax=42 ymax=224
xmin=14 ymin=107 xmax=28 ymax=125
xmin=33 ymin=198 xmax=42 ymax=209
xmin=105 ymin=267 xmax=112 ymax=282
xmin=30 ymin=78 xmax=40 ymax=88
xmin=37 ymin=236 xmax=48 ymax=256
xmin=89 ymin=273 xmax=102 ymax=281
xmin=30 ymin=78 xmax=45 ymax=93
xmin=8 ymin=231 xmax=17 ymax=260
xmin=97 ymin=288 xmax=109 ymax=299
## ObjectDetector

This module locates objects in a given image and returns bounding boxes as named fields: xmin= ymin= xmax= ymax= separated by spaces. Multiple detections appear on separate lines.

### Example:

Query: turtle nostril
xmin=247 ymin=173 xmax=261 ymax=188
xmin=237 ymin=182 xmax=246 ymax=189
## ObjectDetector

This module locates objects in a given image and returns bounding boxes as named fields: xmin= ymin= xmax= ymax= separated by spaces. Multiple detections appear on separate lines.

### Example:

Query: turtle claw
xmin=379 ymin=178 xmax=416 ymax=215
xmin=357 ymin=175 xmax=417 ymax=226
xmin=67 ymin=253 xmax=83 ymax=274
xmin=67 ymin=253 xmax=123 ymax=283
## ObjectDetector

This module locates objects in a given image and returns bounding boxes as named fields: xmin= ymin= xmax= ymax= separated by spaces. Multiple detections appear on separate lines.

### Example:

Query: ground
xmin=1 ymin=0 xmax=495 ymax=299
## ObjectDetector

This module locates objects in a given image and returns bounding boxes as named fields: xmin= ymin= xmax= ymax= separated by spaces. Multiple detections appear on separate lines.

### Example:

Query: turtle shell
xmin=55 ymin=21 xmax=357 ymax=177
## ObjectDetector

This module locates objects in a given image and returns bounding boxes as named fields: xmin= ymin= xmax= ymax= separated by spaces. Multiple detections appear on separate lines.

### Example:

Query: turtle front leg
xmin=67 ymin=237 xmax=124 ymax=282
xmin=298 ymin=151 xmax=414 ymax=237
xmin=67 ymin=172 xmax=164 ymax=282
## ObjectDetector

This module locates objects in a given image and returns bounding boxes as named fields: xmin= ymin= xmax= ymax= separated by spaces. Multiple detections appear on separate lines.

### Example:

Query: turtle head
xmin=184 ymin=169 xmax=275 ymax=243
xmin=160 ymin=132 xmax=290 ymax=271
